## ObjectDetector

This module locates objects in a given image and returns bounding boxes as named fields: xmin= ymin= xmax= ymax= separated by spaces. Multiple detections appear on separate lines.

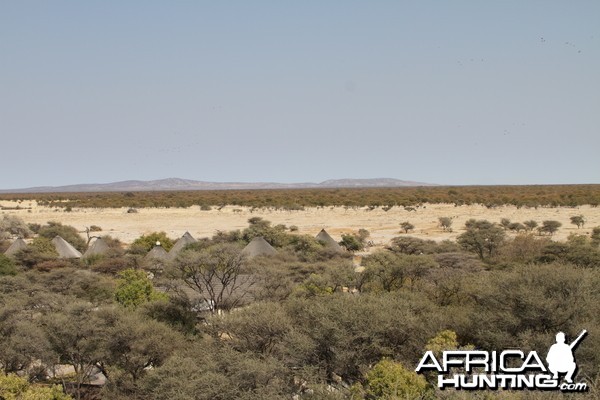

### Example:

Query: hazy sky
xmin=1 ymin=1 xmax=599 ymax=189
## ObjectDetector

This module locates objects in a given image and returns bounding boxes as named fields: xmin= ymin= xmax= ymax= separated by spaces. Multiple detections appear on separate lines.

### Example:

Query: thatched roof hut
xmin=4 ymin=238 xmax=27 ymax=257
xmin=52 ymin=236 xmax=82 ymax=259
xmin=316 ymin=229 xmax=343 ymax=251
xmin=145 ymin=242 xmax=169 ymax=261
xmin=168 ymin=232 xmax=197 ymax=259
xmin=240 ymin=237 xmax=277 ymax=258
xmin=83 ymin=237 xmax=110 ymax=258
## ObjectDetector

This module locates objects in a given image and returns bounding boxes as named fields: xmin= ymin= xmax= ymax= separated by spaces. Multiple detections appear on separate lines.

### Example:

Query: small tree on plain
xmin=358 ymin=228 xmax=370 ymax=241
xmin=523 ymin=220 xmax=538 ymax=232
xmin=570 ymin=215 xmax=585 ymax=229
xmin=438 ymin=217 xmax=453 ymax=232
xmin=457 ymin=219 xmax=506 ymax=260
xmin=538 ymin=220 xmax=562 ymax=236
xmin=400 ymin=222 xmax=415 ymax=234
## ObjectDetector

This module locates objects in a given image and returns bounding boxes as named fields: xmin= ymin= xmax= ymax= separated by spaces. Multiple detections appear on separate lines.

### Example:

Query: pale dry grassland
xmin=2 ymin=201 xmax=600 ymax=252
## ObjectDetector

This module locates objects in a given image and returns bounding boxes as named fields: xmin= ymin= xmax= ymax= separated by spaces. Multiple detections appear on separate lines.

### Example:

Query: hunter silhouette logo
xmin=415 ymin=329 xmax=588 ymax=392
xmin=547 ymin=330 xmax=587 ymax=384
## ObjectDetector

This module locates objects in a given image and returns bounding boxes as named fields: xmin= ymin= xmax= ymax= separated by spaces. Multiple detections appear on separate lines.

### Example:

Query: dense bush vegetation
xmin=1 ymin=216 xmax=599 ymax=399
xmin=2 ymin=184 xmax=600 ymax=209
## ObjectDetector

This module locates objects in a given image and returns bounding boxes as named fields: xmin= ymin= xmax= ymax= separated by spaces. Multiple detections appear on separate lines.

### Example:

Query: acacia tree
xmin=400 ymin=222 xmax=415 ymax=234
xmin=361 ymin=251 xmax=437 ymax=292
xmin=43 ymin=302 xmax=105 ymax=400
xmin=438 ymin=217 xmax=452 ymax=232
xmin=570 ymin=215 xmax=585 ymax=229
xmin=524 ymin=220 xmax=538 ymax=232
xmin=539 ymin=220 xmax=562 ymax=236
xmin=97 ymin=309 xmax=181 ymax=385
xmin=457 ymin=219 xmax=506 ymax=260
xmin=173 ymin=243 xmax=253 ymax=313
xmin=0 ymin=298 xmax=53 ymax=378
xmin=216 ymin=302 xmax=293 ymax=355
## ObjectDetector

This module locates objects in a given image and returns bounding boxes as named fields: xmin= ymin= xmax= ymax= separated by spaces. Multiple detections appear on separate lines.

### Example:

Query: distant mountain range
xmin=0 ymin=178 xmax=437 ymax=193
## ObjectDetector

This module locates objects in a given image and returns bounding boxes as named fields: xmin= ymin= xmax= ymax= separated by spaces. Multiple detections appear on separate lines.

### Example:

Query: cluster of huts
xmin=1 ymin=229 xmax=345 ymax=391
xmin=3 ymin=229 xmax=344 ymax=260
xmin=4 ymin=235 xmax=85 ymax=258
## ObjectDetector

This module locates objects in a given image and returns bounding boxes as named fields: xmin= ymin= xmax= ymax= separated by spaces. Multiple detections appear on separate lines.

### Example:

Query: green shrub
xmin=592 ymin=226 xmax=600 ymax=246
xmin=28 ymin=222 xmax=42 ymax=234
xmin=339 ymin=234 xmax=364 ymax=252
xmin=91 ymin=256 xmax=134 ymax=275
xmin=14 ymin=237 xmax=58 ymax=268
xmin=114 ymin=268 xmax=167 ymax=308
xmin=0 ymin=374 xmax=72 ymax=400
xmin=0 ymin=254 xmax=17 ymax=276
xmin=38 ymin=221 xmax=86 ymax=252
xmin=364 ymin=358 xmax=428 ymax=399
xmin=131 ymin=232 xmax=174 ymax=252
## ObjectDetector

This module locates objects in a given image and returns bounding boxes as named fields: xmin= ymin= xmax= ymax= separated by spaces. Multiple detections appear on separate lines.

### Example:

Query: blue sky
xmin=1 ymin=1 xmax=599 ymax=188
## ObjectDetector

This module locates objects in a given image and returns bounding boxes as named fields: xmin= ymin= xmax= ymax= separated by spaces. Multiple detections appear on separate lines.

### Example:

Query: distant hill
xmin=0 ymin=178 xmax=436 ymax=193
xmin=318 ymin=178 xmax=432 ymax=188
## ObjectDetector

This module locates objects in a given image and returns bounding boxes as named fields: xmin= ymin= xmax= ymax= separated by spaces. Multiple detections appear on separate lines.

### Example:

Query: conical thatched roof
xmin=83 ymin=237 xmax=110 ymax=258
xmin=5 ymin=238 xmax=27 ymax=257
xmin=316 ymin=229 xmax=343 ymax=251
xmin=241 ymin=237 xmax=277 ymax=258
xmin=52 ymin=236 xmax=82 ymax=259
xmin=168 ymin=232 xmax=197 ymax=259
xmin=145 ymin=244 xmax=169 ymax=261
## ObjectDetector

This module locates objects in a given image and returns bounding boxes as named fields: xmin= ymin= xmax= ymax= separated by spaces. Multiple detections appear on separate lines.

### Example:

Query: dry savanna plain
xmin=2 ymin=199 xmax=599 ymax=252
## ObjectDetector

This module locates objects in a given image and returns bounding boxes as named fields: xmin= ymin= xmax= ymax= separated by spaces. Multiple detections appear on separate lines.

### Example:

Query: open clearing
xmin=2 ymin=201 xmax=599 ymax=249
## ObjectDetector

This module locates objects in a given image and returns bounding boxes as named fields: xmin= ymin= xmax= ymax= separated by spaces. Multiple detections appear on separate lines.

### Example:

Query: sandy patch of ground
xmin=2 ymin=201 xmax=599 ymax=247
